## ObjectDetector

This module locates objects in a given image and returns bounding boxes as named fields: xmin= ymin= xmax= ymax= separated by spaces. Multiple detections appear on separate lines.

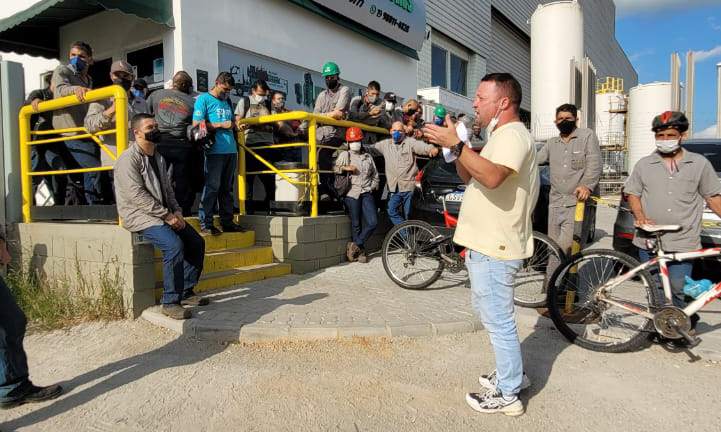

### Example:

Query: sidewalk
xmin=143 ymin=203 xmax=721 ymax=360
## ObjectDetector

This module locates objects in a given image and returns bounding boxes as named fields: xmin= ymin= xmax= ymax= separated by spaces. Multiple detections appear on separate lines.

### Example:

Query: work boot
xmin=200 ymin=225 xmax=221 ymax=236
xmin=346 ymin=242 xmax=360 ymax=262
xmin=222 ymin=223 xmax=247 ymax=233
xmin=181 ymin=294 xmax=209 ymax=307
xmin=357 ymin=247 xmax=368 ymax=263
xmin=162 ymin=304 xmax=191 ymax=320
xmin=0 ymin=383 xmax=63 ymax=409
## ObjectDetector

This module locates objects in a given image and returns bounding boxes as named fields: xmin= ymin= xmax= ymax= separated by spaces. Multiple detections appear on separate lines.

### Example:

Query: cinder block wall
xmin=240 ymin=214 xmax=392 ymax=274
xmin=7 ymin=222 xmax=156 ymax=318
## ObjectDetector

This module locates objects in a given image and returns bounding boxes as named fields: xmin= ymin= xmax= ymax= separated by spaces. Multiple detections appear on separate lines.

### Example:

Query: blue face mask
xmin=132 ymin=89 xmax=144 ymax=99
xmin=434 ymin=117 xmax=444 ymax=126
xmin=392 ymin=131 xmax=404 ymax=143
xmin=70 ymin=56 xmax=86 ymax=72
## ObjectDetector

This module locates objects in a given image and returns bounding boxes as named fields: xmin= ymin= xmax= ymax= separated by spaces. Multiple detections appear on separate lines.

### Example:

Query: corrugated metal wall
xmin=487 ymin=9 xmax=531 ymax=111
xmin=425 ymin=0 xmax=491 ymax=58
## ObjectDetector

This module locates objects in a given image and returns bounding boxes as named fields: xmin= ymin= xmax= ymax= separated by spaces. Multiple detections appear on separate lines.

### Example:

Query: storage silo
xmin=628 ymin=82 xmax=672 ymax=174
xmin=530 ymin=1 xmax=584 ymax=141
xmin=595 ymin=91 xmax=626 ymax=148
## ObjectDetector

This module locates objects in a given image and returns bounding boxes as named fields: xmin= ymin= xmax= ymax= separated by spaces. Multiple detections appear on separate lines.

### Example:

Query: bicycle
xmin=381 ymin=196 xmax=563 ymax=308
xmin=545 ymin=223 xmax=721 ymax=353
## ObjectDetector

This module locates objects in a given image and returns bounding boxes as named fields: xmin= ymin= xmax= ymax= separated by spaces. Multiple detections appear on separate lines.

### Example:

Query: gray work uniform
xmin=334 ymin=150 xmax=380 ymax=199
xmin=365 ymin=137 xmax=433 ymax=193
xmin=313 ymin=85 xmax=351 ymax=144
xmin=625 ymin=150 xmax=721 ymax=252
xmin=537 ymin=128 xmax=601 ymax=255
xmin=51 ymin=64 xmax=93 ymax=134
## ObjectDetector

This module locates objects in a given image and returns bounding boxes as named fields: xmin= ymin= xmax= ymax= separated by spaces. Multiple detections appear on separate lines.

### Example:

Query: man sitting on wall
xmin=114 ymin=113 xmax=207 ymax=320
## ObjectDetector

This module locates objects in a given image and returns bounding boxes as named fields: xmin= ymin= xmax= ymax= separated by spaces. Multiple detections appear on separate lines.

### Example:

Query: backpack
xmin=333 ymin=151 xmax=352 ymax=198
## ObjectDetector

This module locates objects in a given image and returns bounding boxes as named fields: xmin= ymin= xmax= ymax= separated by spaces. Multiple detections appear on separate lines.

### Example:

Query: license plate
xmin=444 ymin=192 xmax=464 ymax=202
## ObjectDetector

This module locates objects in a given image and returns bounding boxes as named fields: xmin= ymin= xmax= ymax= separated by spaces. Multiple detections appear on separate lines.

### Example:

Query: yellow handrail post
xmin=565 ymin=199 xmax=586 ymax=314
xmin=19 ymin=111 xmax=32 ymax=223
xmin=238 ymin=132 xmax=246 ymax=216
xmin=113 ymin=86 xmax=128 ymax=155
xmin=308 ymin=119 xmax=318 ymax=217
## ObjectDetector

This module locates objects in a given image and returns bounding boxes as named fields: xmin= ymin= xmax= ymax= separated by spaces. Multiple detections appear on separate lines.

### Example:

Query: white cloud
xmin=629 ymin=49 xmax=655 ymax=62
xmin=695 ymin=124 xmax=719 ymax=138
xmin=693 ymin=45 xmax=721 ymax=61
xmin=615 ymin=0 xmax=721 ymax=16
xmin=709 ymin=17 xmax=721 ymax=31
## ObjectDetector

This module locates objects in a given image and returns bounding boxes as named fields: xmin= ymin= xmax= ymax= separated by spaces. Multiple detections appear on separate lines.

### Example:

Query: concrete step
xmin=154 ymin=246 xmax=274 ymax=279
xmin=154 ymin=262 xmax=291 ymax=299
xmin=184 ymin=215 xmax=243 ymax=231
xmin=153 ymin=230 xmax=255 ymax=256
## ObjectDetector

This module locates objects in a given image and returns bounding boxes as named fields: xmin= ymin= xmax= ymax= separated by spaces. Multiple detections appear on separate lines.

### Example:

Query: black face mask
xmin=144 ymin=129 xmax=162 ymax=143
xmin=557 ymin=119 xmax=576 ymax=136
xmin=405 ymin=108 xmax=416 ymax=116
xmin=112 ymin=78 xmax=133 ymax=91
xmin=325 ymin=77 xmax=339 ymax=90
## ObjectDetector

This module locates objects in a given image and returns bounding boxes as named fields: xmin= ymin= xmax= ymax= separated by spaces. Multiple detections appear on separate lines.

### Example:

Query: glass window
xmin=450 ymin=54 xmax=467 ymax=95
xmin=431 ymin=44 xmax=447 ymax=88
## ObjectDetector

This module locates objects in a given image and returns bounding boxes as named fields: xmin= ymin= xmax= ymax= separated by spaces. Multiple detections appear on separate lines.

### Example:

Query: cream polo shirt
xmin=453 ymin=122 xmax=539 ymax=260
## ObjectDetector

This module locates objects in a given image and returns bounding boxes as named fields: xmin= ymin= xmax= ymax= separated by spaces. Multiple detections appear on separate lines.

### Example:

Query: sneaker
xmin=181 ymin=295 xmax=209 ymax=307
xmin=200 ymin=226 xmax=222 ymax=236
xmin=0 ymin=384 xmax=63 ymax=409
xmin=357 ymin=248 xmax=368 ymax=263
xmin=222 ymin=223 xmax=247 ymax=233
xmin=161 ymin=304 xmax=191 ymax=320
xmin=478 ymin=369 xmax=532 ymax=392
xmin=465 ymin=388 xmax=524 ymax=417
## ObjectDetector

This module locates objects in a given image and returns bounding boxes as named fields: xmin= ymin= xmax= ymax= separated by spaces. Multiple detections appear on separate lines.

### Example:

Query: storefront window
xmin=126 ymin=43 xmax=164 ymax=84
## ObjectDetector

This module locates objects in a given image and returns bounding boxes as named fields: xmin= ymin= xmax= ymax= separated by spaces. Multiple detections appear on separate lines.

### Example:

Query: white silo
xmin=595 ymin=91 xmax=626 ymax=148
xmin=628 ymin=82 xmax=672 ymax=173
xmin=530 ymin=1 xmax=584 ymax=141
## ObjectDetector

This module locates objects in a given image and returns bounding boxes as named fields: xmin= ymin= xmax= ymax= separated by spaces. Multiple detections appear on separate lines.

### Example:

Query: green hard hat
xmin=321 ymin=62 xmax=340 ymax=76
xmin=434 ymin=105 xmax=446 ymax=118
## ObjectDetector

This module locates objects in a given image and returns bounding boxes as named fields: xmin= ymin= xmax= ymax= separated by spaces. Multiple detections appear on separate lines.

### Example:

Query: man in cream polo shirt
xmin=424 ymin=73 xmax=538 ymax=417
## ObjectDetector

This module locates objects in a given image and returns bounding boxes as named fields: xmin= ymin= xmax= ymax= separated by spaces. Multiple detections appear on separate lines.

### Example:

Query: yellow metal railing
xmin=236 ymin=112 xmax=389 ymax=217
xmin=19 ymin=85 xmax=128 ymax=222
xmin=596 ymin=77 xmax=624 ymax=94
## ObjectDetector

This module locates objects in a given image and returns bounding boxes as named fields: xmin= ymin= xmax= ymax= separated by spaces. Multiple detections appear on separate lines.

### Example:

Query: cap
xmin=134 ymin=78 xmax=148 ymax=89
xmin=110 ymin=60 xmax=134 ymax=75
xmin=383 ymin=92 xmax=397 ymax=103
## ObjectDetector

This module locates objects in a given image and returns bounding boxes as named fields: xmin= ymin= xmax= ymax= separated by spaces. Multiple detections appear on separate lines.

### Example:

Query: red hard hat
xmin=346 ymin=127 xmax=363 ymax=142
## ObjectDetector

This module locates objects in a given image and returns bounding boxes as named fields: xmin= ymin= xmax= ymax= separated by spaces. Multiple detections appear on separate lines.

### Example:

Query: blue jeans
xmin=0 ymin=277 xmax=31 ymax=401
xmin=638 ymin=249 xmax=693 ymax=309
xmin=466 ymin=249 xmax=524 ymax=397
xmin=66 ymin=138 xmax=102 ymax=204
xmin=141 ymin=224 xmax=205 ymax=305
xmin=345 ymin=192 xmax=378 ymax=248
xmin=387 ymin=191 xmax=413 ymax=226
xmin=200 ymin=153 xmax=237 ymax=228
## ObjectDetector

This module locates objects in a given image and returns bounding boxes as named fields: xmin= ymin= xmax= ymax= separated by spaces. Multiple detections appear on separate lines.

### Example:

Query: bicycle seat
xmin=639 ymin=224 xmax=681 ymax=233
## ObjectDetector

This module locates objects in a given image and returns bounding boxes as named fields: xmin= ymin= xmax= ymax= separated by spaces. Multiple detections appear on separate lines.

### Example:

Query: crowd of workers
xmin=3 ymin=38 xmax=721 ymax=418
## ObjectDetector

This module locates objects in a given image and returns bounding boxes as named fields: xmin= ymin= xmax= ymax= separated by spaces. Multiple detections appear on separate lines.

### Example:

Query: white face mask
xmin=252 ymin=94 xmax=267 ymax=103
xmin=349 ymin=142 xmax=362 ymax=152
xmin=385 ymin=101 xmax=394 ymax=112
xmin=486 ymin=104 xmax=503 ymax=139
xmin=656 ymin=139 xmax=680 ymax=154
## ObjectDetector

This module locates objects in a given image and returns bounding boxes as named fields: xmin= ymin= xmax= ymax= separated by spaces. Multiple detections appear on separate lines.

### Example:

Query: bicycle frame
xmin=599 ymin=246 xmax=721 ymax=319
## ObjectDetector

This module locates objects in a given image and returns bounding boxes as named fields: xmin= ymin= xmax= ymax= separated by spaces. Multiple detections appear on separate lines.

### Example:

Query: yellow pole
xmin=238 ymin=132 xmax=246 ymax=216
xmin=19 ymin=111 xmax=32 ymax=223
xmin=308 ymin=119 xmax=318 ymax=217
xmin=113 ymin=85 xmax=128 ymax=155
xmin=565 ymin=200 xmax=586 ymax=313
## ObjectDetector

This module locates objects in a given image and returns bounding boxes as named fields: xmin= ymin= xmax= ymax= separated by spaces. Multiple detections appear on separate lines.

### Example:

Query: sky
xmin=0 ymin=0 xmax=720 ymax=137
xmin=615 ymin=0 xmax=721 ymax=138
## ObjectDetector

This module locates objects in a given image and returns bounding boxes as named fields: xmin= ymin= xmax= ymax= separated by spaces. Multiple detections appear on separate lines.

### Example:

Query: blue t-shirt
xmin=192 ymin=93 xmax=237 ymax=154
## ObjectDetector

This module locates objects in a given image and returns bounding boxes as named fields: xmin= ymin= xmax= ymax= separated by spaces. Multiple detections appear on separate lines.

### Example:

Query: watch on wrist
xmin=451 ymin=141 xmax=464 ymax=157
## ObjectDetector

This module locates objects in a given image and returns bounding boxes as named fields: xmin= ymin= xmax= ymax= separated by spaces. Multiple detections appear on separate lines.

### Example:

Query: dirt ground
xmin=1 ymin=313 xmax=719 ymax=432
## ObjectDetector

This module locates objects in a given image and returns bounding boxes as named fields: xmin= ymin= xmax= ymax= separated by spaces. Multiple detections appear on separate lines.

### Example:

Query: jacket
xmin=114 ymin=142 xmax=180 ymax=233
xmin=51 ymin=64 xmax=93 ymax=135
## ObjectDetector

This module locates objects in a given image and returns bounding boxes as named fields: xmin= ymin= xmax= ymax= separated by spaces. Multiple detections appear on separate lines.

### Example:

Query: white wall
xmin=176 ymin=0 xmax=417 ymax=99
xmin=59 ymin=10 xmax=174 ymax=82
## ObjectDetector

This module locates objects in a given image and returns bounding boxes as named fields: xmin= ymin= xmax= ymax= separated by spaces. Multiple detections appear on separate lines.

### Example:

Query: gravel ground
xmin=1 ymin=313 xmax=719 ymax=431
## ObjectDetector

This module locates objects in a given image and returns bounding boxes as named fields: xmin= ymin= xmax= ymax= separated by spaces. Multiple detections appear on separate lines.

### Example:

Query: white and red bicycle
xmin=545 ymin=223 xmax=721 ymax=353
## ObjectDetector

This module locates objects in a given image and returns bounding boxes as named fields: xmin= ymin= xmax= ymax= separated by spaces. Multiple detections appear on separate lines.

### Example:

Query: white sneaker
xmin=465 ymin=388 xmax=525 ymax=416
xmin=478 ymin=369 xmax=532 ymax=391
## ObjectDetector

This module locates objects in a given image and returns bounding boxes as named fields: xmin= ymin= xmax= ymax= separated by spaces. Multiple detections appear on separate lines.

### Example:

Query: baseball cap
xmin=110 ymin=60 xmax=134 ymax=75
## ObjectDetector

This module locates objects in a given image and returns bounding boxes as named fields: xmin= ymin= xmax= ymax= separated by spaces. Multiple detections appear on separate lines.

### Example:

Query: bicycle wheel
xmin=513 ymin=232 xmax=564 ymax=308
xmin=382 ymin=220 xmax=445 ymax=290
xmin=546 ymin=249 xmax=660 ymax=353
